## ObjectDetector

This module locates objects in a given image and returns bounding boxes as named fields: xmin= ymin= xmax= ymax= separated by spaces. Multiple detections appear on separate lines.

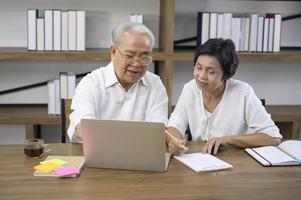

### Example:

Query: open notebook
xmin=174 ymin=153 xmax=233 ymax=172
xmin=245 ymin=140 xmax=301 ymax=166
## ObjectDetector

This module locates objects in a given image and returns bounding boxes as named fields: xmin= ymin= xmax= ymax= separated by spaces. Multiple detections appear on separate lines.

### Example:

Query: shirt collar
xmin=104 ymin=62 xmax=119 ymax=88
xmin=104 ymin=62 xmax=150 ymax=88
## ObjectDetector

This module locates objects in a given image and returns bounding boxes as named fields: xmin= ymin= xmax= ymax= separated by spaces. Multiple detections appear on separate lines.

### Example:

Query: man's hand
xmin=75 ymin=123 xmax=82 ymax=140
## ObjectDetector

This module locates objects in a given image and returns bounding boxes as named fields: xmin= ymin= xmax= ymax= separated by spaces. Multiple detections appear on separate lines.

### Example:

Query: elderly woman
xmin=167 ymin=38 xmax=282 ymax=155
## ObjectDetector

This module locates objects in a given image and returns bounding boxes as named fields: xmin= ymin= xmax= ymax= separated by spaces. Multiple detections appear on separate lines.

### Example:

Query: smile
xmin=197 ymin=80 xmax=208 ymax=86
xmin=127 ymin=69 xmax=141 ymax=75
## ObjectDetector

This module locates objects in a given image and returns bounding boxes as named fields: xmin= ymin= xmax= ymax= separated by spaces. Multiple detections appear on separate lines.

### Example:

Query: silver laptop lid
xmin=81 ymin=119 xmax=170 ymax=172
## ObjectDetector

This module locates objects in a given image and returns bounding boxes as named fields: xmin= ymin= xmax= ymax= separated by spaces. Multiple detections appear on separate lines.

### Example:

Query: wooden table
xmin=0 ymin=142 xmax=300 ymax=200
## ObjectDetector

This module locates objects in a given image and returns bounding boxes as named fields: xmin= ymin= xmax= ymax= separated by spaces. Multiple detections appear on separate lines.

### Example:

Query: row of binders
xmin=197 ymin=12 xmax=282 ymax=52
xmin=129 ymin=13 xmax=143 ymax=23
xmin=27 ymin=9 xmax=86 ymax=51
xmin=47 ymin=72 xmax=76 ymax=115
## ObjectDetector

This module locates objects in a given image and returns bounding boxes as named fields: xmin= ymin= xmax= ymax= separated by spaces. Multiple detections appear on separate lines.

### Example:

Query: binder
xmin=53 ymin=10 xmax=62 ymax=51
xmin=256 ymin=16 xmax=264 ymax=52
xmin=268 ymin=18 xmax=274 ymax=52
xmin=44 ymin=10 xmax=53 ymax=51
xmin=68 ymin=10 xmax=77 ymax=51
xmin=27 ymin=9 xmax=38 ymax=51
xmin=249 ymin=13 xmax=258 ymax=52
xmin=59 ymin=72 xmax=68 ymax=99
xmin=222 ymin=13 xmax=232 ymax=40
xmin=67 ymin=73 xmax=76 ymax=99
xmin=216 ymin=13 xmax=224 ymax=39
xmin=47 ymin=80 xmax=55 ymax=115
xmin=54 ymin=78 xmax=61 ymax=114
xmin=273 ymin=14 xmax=282 ymax=52
xmin=76 ymin=11 xmax=86 ymax=51
xmin=196 ymin=12 xmax=209 ymax=47
xmin=61 ymin=11 xmax=68 ymax=51
xmin=209 ymin=13 xmax=217 ymax=39
xmin=37 ymin=18 xmax=44 ymax=51
xmin=262 ymin=18 xmax=269 ymax=52
xmin=136 ymin=13 xmax=143 ymax=24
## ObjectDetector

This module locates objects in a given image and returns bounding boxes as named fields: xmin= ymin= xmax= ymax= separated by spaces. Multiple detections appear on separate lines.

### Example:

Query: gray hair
xmin=111 ymin=22 xmax=155 ymax=50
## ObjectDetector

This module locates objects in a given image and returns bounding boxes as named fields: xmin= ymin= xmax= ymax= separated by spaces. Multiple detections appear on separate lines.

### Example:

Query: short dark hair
xmin=194 ymin=38 xmax=239 ymax=80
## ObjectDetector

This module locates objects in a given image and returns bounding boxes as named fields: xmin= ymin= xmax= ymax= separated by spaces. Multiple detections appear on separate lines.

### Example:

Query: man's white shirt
xmin=68 ymin=62 xmax=168 ymax=143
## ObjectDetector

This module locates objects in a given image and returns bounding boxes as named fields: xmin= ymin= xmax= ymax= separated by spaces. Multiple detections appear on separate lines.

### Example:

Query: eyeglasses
xmin=116 ymin=48 xmax=153 ymax=66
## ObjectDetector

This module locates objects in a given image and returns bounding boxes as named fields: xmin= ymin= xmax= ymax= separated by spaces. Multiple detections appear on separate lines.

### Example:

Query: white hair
xmin=111 ymin=22 xmax=155 ymax=50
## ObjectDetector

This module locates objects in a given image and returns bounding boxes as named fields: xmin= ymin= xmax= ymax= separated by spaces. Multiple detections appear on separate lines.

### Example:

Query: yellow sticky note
xmin=41 ymin=158 xmax=67 ymax=166
xmin=34 ymin=162 xmax=61 ymax=173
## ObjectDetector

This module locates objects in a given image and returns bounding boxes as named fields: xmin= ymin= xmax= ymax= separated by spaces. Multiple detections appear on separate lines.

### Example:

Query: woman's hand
xmin=168 ymin=138 xmax=188 ymax=156
xmin=202 ymin=136 xmax=230 ymax=155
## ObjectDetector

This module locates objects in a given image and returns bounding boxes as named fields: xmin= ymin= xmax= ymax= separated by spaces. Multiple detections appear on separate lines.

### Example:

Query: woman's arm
xmin=202 ymin=132 xmax=281 ymax=154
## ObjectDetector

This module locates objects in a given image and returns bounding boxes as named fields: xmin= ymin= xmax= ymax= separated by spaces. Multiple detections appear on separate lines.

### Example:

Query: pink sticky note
xmin=54 ymin=166 xmax=80 ymax=177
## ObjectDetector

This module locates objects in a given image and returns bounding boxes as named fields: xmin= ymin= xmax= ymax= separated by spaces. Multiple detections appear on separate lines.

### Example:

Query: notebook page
xmin=279 ymin=140 xmax=301 ymax=161
xmin=174 ymin=153 xmax=232 ymax=172
xmin=252 ymin=146 xmax=296 ymax=165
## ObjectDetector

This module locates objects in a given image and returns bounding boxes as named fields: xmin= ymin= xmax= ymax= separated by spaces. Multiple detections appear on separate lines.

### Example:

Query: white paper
xmin=174 ymin=153 xmax=233 ymax=172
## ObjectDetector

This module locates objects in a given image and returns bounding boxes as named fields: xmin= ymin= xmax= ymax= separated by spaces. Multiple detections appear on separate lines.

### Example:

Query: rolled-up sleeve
xmin=67 ymin=74 xmax=98 ymax=143
xmin=244 ymin=87 xmax=282 ymax=138
xmin=168 ymin=84 xmax=189 ymax=137
xmin=146 ymin=79 xmax=168 ymax=126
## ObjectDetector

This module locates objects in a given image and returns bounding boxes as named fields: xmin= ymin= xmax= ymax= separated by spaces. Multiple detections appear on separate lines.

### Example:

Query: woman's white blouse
xmin=168 ymin=79 xmax=282 ymax=141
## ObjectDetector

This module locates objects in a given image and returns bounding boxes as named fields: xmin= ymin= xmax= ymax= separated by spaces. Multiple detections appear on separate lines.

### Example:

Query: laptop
xmin=81 ymin=119 xmax=171 ymax=172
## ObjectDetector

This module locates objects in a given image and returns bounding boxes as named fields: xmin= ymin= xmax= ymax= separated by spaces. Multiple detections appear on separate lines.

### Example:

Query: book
xmin=76 ymin=11 xmax=86 ymax=51
xmin=267 ymin=17 xmax=274 ymax=52
xmin=37 ymin=18 xmax=44 ymax=51
xmin=27 ymin=9 xmax=37 ymax=51
xmin=216 ymin=13 xmax=224 ymax=38
xmin=33 ymin=156 xmax=85 ymax=177
xmin=262 ymin=18 xmax=269 ymax=52
xmin=47 ymin=79 xmax=55 ymax=114
xmin=273 ymin=13 xmax=282 ymax=52
xmin=174 ymin=153 xmax=233 ymax=172
xmin=54 ymin=78 xmax=61 ymax=114
xmin=245 ymin=140 xmax=301 ymax=166
xmin=59 ymin=72 xmax=68 ymax=99
xmin=67 ymin=72 xmax=76 ymax=98
xmin=61 ymin=11 xmax=68 ymax=51
xmin=249 ymin=13 xmax=258 ymax=52
xmin=68 ymin=10 xmax=77 ymax=51
xmin=222 ymin=13 xmax=232 ymax=40
xmin=44 ymin=10 xmax=53 ymax=51
xmin=256 ymin=16 xmax=264 ymax=52
xmin=231 ymin=17 xmax=241 ymax=51
xmin=196 ymin=12 xmax=209 ymax=47
xmin=53 ymin=10 xmax=62 ymax=51
xmin=209 ymin=12 xmax=217 ymax=39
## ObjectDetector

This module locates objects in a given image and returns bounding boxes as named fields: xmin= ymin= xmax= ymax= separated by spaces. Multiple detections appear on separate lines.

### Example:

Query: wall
xmin=0 ymin=0 xmax=300 ymax=143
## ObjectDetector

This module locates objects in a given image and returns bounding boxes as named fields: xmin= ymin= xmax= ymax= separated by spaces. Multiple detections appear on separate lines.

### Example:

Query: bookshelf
xmin=0 ymin=0 xmax=300 ymax=108
xmin=0 ymin=0 xmax=301 ymax=139
xmin=173 ymin=50 xmax=301 ymax=61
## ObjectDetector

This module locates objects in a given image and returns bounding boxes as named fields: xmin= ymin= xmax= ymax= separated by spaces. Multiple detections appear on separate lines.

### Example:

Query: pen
xmin=165 ymin=130 xmax=188 ymax=151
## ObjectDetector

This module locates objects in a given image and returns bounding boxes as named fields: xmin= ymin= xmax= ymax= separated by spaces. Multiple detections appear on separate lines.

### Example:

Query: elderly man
xmin=67 ymin=22 xmax=168 ymax=143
